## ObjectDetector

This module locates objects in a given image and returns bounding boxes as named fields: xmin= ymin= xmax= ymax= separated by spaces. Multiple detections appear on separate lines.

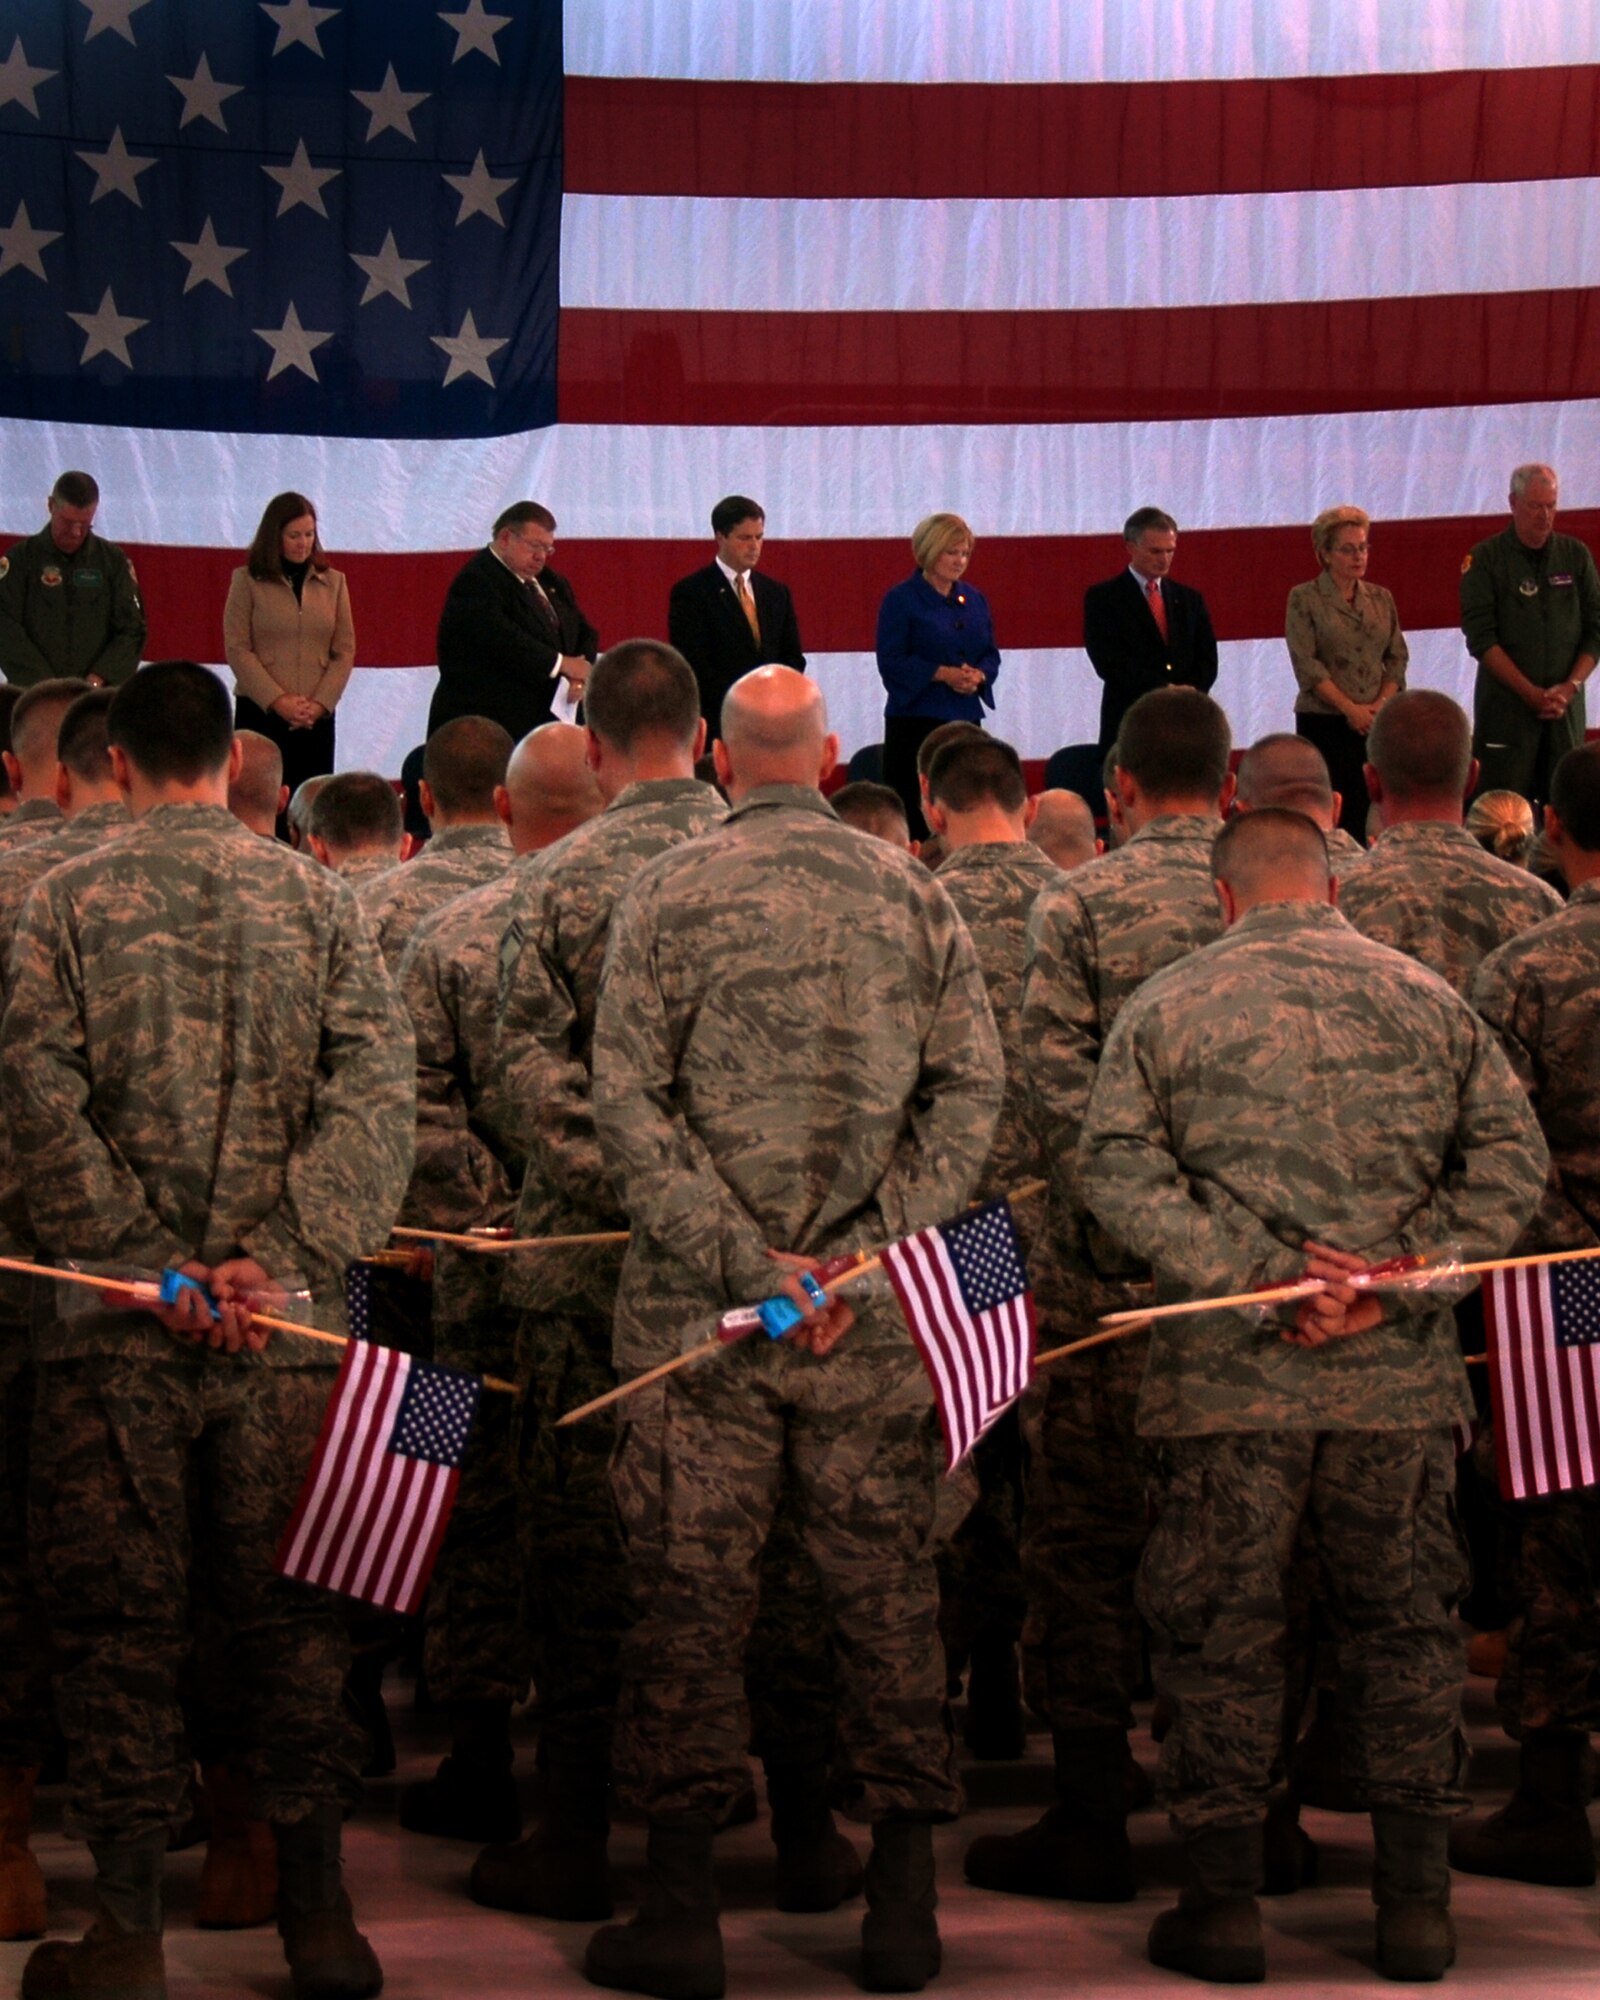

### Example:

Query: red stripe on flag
xmin=130 ymin=513 xmax=1600 ymax=670
xmin=276 ymin=1339 xmax=364 ymax=1575
xmin=283 ymin=1342 xmax=398 ymax=1585
xmin=565 ymin=67 xmax=1600 ymax=199
xmin=560 ymin=290 xmax=1600 ymax=429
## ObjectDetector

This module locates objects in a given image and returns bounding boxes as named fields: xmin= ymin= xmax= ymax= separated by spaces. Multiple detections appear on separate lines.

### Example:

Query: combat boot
xmin=1147 ymin=1823 xmax=1265 ymax=1984
xmin=1449 ymin=1726 xmax=1596 ymax=1886
xmin=0 ymin=1764 xmax=47 ymax=1940
xmin=398 ymin=1700 xmax=520 ymax=1844
xmin=274 ymin=1805 xmax=383 ymax=2000
xmin=22 ymin=1836 xmax=166 ymax=2000
xmin=194 ymin=1764 xmax=278 ymax=1928
xmin=584 ymin=1815 xmax=724 ymax=2000
xmin=963 ymin=1725 xmax=1135 ymax=1900
xmin=1372 ymin=1810 xmax=1455 ymax=1982
xmin=766 ymin=1760 xmax=864 ymax=1913
xmin=470 ymin=1762 xmax=614 ymax=1919
xmin=961 ymin=1638 xmax=1026 ymax=1761
xmin=860 ymin=1816 xmax=940 ymax=1993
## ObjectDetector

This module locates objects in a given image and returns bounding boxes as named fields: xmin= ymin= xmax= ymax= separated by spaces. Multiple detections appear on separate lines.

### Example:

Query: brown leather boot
xmin=0 ymin=1764 xmax=47 ymax=1940
xmin=195 ymin=1765 xmax=278 ymax=1929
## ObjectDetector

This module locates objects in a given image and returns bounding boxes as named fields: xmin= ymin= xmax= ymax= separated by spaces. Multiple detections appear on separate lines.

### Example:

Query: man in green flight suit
xmin=0 ymin=472 xmax=146 ymax=690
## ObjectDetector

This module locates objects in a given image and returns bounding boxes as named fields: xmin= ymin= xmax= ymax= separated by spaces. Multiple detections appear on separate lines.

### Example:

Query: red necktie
xmin=1147 ymin=577 xmax=1169 ymax=641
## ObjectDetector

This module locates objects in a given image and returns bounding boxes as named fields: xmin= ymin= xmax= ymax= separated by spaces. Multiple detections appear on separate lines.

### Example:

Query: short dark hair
xmin=107 ymin=662 xmax=234 ymax=782
xmin=422 ymin=715 xmax=513 ymax=814
xmin=493 ymin=500 xmax=555 ymax=538
xmin=57 ymin=688 xmax=117 ymax=783
xmin=1551 ymin=741 xmax=1600 ymax=852
xmin=0 ymin=687 xmax=20 ymax=796
xmin=1211 ymin=807 xmax=1329 ymax=895
xmin=915 ymin=718 xmax=985 ymax=780
xmin=1367 ymin=691 xmax=1472 ymax=802
xmin=1124 ymin=506 xmax=1177 ymax=542
xmin=711 ymin=494 xmax=763 ymax=538
xmin=584 ymin=639 xmax=701 ymax=752
xmin=246 ymin=491 xmax=326 ymax=580
xmin=1235 ymin=732 xmax=1335 ymax=815
xmin=1116 ymin=688 xmax=1232 ymax=801
xmin=51 ymin=470 xmax=99 ymax=509
xmin=12 ymin=677 xmax=91 ymax=769
xmin=926 ymin=734 xmax=1027 ymax=813
xmin=831 ymin=780 xmax=909 ymax=838
xmin=308 ymin=771 xmax=403 ymax=853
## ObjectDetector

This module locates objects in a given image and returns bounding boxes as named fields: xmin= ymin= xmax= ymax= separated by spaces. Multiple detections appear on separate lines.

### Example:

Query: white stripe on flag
xmin=282 ymin=1343 xmax=404 ymax=1583
xmin=892 ymin=1233 xmax=982 ymax=1455
xmin=317 ymin=1353 xmax=411 ymax=1595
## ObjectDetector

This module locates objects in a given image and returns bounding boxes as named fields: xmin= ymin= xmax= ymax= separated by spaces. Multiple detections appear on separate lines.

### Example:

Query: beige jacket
xmin=223 ymin=565 xmax=355 ymax=710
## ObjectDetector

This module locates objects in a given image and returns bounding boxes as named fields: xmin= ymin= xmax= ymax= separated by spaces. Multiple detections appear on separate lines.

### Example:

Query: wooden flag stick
xmin=389 ymin=1225 xmax=629 ymax=1253
xmin=0 ymin=1256 xmax=519 ymax=1394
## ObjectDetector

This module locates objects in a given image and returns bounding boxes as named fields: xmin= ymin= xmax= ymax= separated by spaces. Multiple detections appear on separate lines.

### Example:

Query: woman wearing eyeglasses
xmin=1286 ymin=506 xmax=1408 ymax=838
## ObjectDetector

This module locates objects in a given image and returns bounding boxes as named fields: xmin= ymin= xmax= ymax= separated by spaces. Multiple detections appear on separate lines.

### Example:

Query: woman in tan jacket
xmin=224 ymin=491 xmax=355 ymax=794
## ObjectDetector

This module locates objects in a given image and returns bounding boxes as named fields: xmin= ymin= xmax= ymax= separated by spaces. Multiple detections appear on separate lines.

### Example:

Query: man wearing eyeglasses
xmin=432 ymin=501 xmax=600 ymax=743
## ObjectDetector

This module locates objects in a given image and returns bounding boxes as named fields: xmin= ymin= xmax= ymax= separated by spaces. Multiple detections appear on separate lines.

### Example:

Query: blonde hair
xmin=1465 ymin=789 xmax=1536 ymax=867
xmin=1311 ymin=505 xmax=1370 ymax=566
xmin=912 ymin=512 xmax=974 ymax=574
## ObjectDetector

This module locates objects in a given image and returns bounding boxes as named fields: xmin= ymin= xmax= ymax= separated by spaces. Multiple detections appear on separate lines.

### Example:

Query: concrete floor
xmin=7 ymin=1676 xmax=1599 ymax=1998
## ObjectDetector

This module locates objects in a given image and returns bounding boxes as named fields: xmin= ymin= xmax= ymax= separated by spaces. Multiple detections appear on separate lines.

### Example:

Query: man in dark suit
xmin=431 ymin=502 xmax=598 ymax=742
xmin=668 ymin=495 xmax=805 ymax=734
xmin=1083 ymin=507 xmax=1219 ymax=753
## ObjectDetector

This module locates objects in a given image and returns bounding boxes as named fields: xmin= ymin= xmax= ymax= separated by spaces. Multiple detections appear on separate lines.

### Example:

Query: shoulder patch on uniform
xmin=126 ymin=562 xmax=137 ymax=585
xmin=1459 ymin=553 xmax=1473 ymax=574
xmin=0 ymin=556 xmax=7 ymax=580
xmin=40 ymin=566 xmax=61 ymax=588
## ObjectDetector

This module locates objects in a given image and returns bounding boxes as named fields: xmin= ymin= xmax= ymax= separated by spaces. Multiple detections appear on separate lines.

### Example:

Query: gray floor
xmin=7 ymin=1673 xmax=1598 ymax=1997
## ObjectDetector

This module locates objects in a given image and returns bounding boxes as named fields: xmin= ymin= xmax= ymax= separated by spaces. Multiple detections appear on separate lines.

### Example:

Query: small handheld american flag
xmin=881 ymin=1199 xmax=1035 ymax=1472
xmin=275 ymin=1336 xmax=481 ymax=1614
xmin=1485 ymin=1258 xmax=1600 ymax=1501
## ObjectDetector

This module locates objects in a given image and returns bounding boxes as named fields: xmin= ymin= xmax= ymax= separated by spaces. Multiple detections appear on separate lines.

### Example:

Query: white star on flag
xmin=439 ymin=1 xmax=510 ymax=65
xmin=79 ymin=0 xmax=152 ymax=44
xmin=432 ymin=308 xmax=507 ymax=386
xmin=171 ymin=217 xmax=248 ymax=297
xmin=352 ymin=64 xmax=429 ymax=143
xmin=68 ymin=286 xmax=148 ymax=367
xmin=167 ymin=54 xmax=243 ymax=133
xmin=350 ymin=229 xmax=428 ymax=308
xmin=442 ymin=148 xmax=515 ymax=227
xmin=261 ymin=0 xmax=338 ymax=58
xmin=255 ymin=302 xmax=333 ymax=381
xmin=76 ymin=126 xmax=159 ymax=207
xmin=263 ymin=139 xmax=340 ymax=219
xmin=0 ymin=36 xmax=55 ymax=117
xmin=0 ymin=200 xmax=61 ymax=282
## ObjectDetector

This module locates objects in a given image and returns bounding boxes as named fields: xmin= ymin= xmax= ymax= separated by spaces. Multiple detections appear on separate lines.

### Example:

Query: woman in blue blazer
xmin=875 ymin=512 xmax=1001 ymax=835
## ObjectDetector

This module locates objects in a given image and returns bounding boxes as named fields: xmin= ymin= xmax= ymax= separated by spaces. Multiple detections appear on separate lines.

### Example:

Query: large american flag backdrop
xmin=3 ymin=1 xmax=1599 ymax=772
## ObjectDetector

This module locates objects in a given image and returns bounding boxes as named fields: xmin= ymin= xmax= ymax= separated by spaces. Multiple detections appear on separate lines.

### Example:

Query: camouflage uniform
xmin=591 ymin=783 xmax=1002 ymax=1822
xmin=932 ymin=841 xmax=1059 ymax=1663
xmin=496 ymin=778 xmax=724 ymax=1774
xmin=1461 ymin=524 xmax=1600 ymax=801
xmin=1077 ymin=901 xmax=1548 ymax=1833
xmin=359 ymin=821 xmax=511 ymax=969
xmin=1325 ymin=825 xmax=1367 ymax=870
xmin=0 ymin=527 xmax=145 ymax=686
xmin=0 ymin=798 xmax=63 ymax=854
xmin=1338 ymin=820 xmax=1563 ymax=994
xmin=0 ymin=802 xmax=130 ymax=1768
xmin=0 ymin=804 xmax=415 ymax=1843
xmin=395 ymin=874 xmax=528 ymax=1710
xmin=1471 ymin=883 xmax=1600 ymax=1734
xmin=332 ymin=851 xmax=397 ymax=890
xmin=1017 ymin=815 xmax=1225 ymax=1733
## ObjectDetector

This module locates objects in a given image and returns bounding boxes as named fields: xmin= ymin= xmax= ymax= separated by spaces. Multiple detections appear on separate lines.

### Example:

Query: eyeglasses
xmin=1331 ymin=542 xmax=1369 ymax=556
xmin=514 ymin=531 xmax=555 ymax=554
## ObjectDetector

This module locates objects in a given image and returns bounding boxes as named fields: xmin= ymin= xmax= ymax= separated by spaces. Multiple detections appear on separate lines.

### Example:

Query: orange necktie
xmin=1147 ymin=577 xmax=1169 ymax=642
xmin=736 ymin=571 xmax=761 ymax=646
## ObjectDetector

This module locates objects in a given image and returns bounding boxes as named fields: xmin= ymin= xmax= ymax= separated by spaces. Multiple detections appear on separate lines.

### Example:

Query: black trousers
xmin=1295 ymin=710 xmax=1370 ymax=840
xmin=882 ymin=714 xmax=945 ymax=841
xmin=234 ymin=695 xmax=337 ymax=799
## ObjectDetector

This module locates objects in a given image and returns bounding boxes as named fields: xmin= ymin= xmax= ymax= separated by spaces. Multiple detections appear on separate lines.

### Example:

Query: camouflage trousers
xmin=1493 ymin=1490 xmax=1600 ymax=1735
xmin=0 ymin=1334 xmax=53 ymax=1766
xmin=29 ymin=1356 xmax=363 ymax=1845
xmin=423 ymin=1309 xmax=530 ymax=1710
xmin=518 ymin=1312 xmax=840 ymax=1777
xmin=1138 ymin=1427 xmax=1469 ymax=1837
xmin=936 ymin=1407 xmax=1025 ymax=1661
xmin=1019 ymin=1334 xmax=1153 ymax=1731
xmin=610 ymin=1334 xmax=959 ymax=1824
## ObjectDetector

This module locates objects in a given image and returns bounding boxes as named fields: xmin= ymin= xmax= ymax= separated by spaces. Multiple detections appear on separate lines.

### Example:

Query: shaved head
xmin=228 ymin=729 xmax=285 ymax=835
xmin=502 ymin=721 xmax=604 ymax=851
xmin=1235 ymin=733 xmax=1338 ymax=830
xmin=1029 ymin=789 xmax=1097 ymax=870
xmin=716 ymin=666 xmax=835 ymax=795
xmin=1211 ymin=807 xmax=1331 ymax=918
xmin=1367 ymin=691 xmax=1473 ymax=804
